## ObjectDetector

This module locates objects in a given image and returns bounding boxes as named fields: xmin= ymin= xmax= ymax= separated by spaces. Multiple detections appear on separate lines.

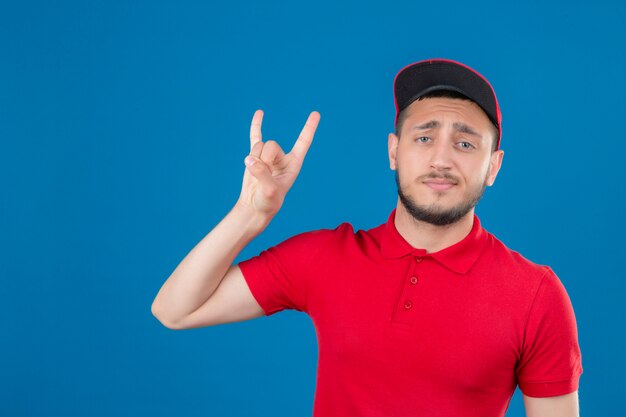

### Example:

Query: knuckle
xmin=249 ymin=161 xmax=261 ymax=172
xmin=249 ymin=161 xmax=264 ymax=175
xmin=255 ymin=162 xmax=269 ymax=174
xmin=264 ymin=140 xmax=280 ymax=153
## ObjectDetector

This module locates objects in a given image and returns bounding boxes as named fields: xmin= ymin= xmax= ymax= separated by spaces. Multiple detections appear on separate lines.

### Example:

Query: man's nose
xmin=429 ymin=136 xmax=454 ymax=171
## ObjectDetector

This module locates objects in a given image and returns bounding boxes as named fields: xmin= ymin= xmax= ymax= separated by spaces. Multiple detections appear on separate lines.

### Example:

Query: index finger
xmin=249 ymin=109 xmax=264 ymax=150
xmin=289 ymin=111 xmax=320 ymax=161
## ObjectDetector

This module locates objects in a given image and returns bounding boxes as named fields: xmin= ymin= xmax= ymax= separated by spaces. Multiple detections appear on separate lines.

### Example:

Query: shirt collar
xmin=380 ymin=208 xmax=489 ymax=274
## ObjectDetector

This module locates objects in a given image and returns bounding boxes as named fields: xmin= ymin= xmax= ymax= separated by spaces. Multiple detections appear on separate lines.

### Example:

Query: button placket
xmin=391 ymin=255 xmax=426 ymax=327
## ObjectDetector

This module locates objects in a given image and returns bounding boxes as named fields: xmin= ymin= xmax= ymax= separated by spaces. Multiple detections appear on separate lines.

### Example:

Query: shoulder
xmin=272 ymin=220 xmax=386 ymax=259
xmin=279 ymin=221 xmax=356 ymax=246
xmin=283 ymin=219 xmax=385 ymax=245
xmin=484 ymin=231 xmax=554 ymax=279
xmin=476 ymin=230 xmax=570 ymax=305
xmin=263 ymin=221 xmax=356 ymax=259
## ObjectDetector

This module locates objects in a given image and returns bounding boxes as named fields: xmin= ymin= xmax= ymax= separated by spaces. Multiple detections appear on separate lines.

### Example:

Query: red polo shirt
xmin=238 ymin=209 xmax=582 ymax=417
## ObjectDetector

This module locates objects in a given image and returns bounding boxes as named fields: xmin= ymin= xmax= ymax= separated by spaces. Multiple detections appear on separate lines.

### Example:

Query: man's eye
xmin=458 ymin=141 xmax=475 ymax=150
xmin=416 ymin=136 xmax=431 ymax=143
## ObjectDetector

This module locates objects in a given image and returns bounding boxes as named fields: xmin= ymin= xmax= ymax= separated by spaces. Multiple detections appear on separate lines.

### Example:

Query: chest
xmin=308 ymin=256 xmax=526 ymax=391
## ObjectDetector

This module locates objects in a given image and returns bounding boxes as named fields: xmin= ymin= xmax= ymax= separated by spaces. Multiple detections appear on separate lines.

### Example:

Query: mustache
xmin=418 ymin=172 xmax=460 ymax=184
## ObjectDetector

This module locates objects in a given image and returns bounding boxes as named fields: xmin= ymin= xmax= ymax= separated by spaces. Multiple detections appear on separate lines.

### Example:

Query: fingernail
xmin=245 ymin=156 xmax=256 ymax=166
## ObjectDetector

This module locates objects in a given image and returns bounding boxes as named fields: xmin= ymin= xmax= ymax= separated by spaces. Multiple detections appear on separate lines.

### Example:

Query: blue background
xmin=1 ymin=0 xmax=624 ymax=415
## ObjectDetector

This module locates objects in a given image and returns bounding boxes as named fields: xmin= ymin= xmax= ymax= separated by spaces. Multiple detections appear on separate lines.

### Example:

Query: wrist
xmin=232 ymin=200 xmax=274 ymax=235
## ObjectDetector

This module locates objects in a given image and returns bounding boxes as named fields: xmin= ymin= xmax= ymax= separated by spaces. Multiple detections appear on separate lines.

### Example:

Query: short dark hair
xmin=395 ymin=89 xmax=500 ymax=152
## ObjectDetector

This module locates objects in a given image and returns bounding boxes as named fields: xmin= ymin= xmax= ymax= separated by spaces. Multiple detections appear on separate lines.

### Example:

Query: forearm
xmin=151 ymin=202 xmax=271 ymax=326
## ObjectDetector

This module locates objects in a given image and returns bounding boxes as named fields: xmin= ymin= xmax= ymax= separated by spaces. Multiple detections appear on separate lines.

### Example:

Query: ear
xmin=486 ymin=149 xmax=504 ymax=186
xmin=388 ymin=132 xmax=399 ymax=170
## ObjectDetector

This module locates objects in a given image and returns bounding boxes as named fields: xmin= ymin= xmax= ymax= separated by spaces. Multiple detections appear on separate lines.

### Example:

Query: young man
xmin=152 ymin=59 xmax=583 ymax=417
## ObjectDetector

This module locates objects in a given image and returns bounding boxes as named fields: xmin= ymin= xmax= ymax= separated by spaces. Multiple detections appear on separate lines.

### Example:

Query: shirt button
xmin=414 ymin=256 xmax=423 ymax=263
xmin=404 ymin=300 xmax=413 ymax=310
xmin=410 ymin=276 xmax=418 ymax=284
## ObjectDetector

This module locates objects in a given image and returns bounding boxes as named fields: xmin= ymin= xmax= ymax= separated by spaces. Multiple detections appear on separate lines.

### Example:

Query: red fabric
xmin=238 ymin=209 xmax=582 ymax=417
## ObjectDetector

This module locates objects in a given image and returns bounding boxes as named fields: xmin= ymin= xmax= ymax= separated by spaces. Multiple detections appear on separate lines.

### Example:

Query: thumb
xmin=244 ymin=155 xmax=274 ymax=184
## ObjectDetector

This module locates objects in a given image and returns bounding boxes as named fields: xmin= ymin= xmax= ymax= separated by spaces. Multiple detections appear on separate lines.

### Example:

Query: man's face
xmin=388 ymin=97 xmax=504 ymax=226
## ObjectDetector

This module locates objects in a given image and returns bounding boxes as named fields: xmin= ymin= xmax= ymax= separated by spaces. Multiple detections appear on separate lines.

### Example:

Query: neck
xmin=394 ymin=199 xmax=475 ymax=253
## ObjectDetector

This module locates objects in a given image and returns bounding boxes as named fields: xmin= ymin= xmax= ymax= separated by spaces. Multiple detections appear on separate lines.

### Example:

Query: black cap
xmin=394 ymin=59 xmax=502 ymax=149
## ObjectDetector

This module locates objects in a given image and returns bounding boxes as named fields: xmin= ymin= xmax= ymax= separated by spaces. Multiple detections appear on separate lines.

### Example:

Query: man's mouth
xmin=423 ymin=180 xmax=455 ymax=191
xmin=421 ymin=176 xmax=458 ymax=191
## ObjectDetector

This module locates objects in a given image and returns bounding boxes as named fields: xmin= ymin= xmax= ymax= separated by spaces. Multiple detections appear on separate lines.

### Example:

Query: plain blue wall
xmin=1 ymin=0 xmax=624 ymax=415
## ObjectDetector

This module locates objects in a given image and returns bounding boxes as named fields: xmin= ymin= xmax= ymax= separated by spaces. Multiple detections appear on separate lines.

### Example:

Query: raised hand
xmin=237 ymin=110 xmax=321 ymax=219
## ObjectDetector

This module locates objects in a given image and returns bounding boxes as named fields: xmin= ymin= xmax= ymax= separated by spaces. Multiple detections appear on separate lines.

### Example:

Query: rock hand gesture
xmin=152 ymin=110 xmax=321 ymax=330
xmin=238 ymin=110 xmax=321 ymax=220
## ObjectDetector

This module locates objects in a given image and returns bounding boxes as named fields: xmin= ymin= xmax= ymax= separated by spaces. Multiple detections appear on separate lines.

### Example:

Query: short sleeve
xmin=516 ymin=267 xmax=583 ymax=397
xmin=238 ymin=229 xmax=335 ymax=316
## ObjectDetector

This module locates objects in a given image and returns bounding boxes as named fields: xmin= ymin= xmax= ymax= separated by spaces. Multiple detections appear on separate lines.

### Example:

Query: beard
xmin=395 ymin=168 xmax=487 ymax=226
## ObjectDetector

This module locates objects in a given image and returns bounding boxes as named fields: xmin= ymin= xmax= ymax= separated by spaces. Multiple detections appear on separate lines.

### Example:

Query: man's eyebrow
xmin=409 ymin=120 xmax=483 ymax=139
xmin=410 ymin=120 xmax=440 ymax=131
xmin=453 ymin=122 xmax=482 ymax=138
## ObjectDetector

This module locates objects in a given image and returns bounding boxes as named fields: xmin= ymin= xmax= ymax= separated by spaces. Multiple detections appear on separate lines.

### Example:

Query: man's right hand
xmin=152 ymin=110 xmax=321 ymax=329
xmin=237 ymin=110 xmax=321 ymax=219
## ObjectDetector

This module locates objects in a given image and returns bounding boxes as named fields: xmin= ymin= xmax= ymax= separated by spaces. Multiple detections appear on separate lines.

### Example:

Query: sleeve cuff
xmin=238 ymin=259 xmax=280 ymax=317
xmin=519 ymin=373 xmax=581 ymax=397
